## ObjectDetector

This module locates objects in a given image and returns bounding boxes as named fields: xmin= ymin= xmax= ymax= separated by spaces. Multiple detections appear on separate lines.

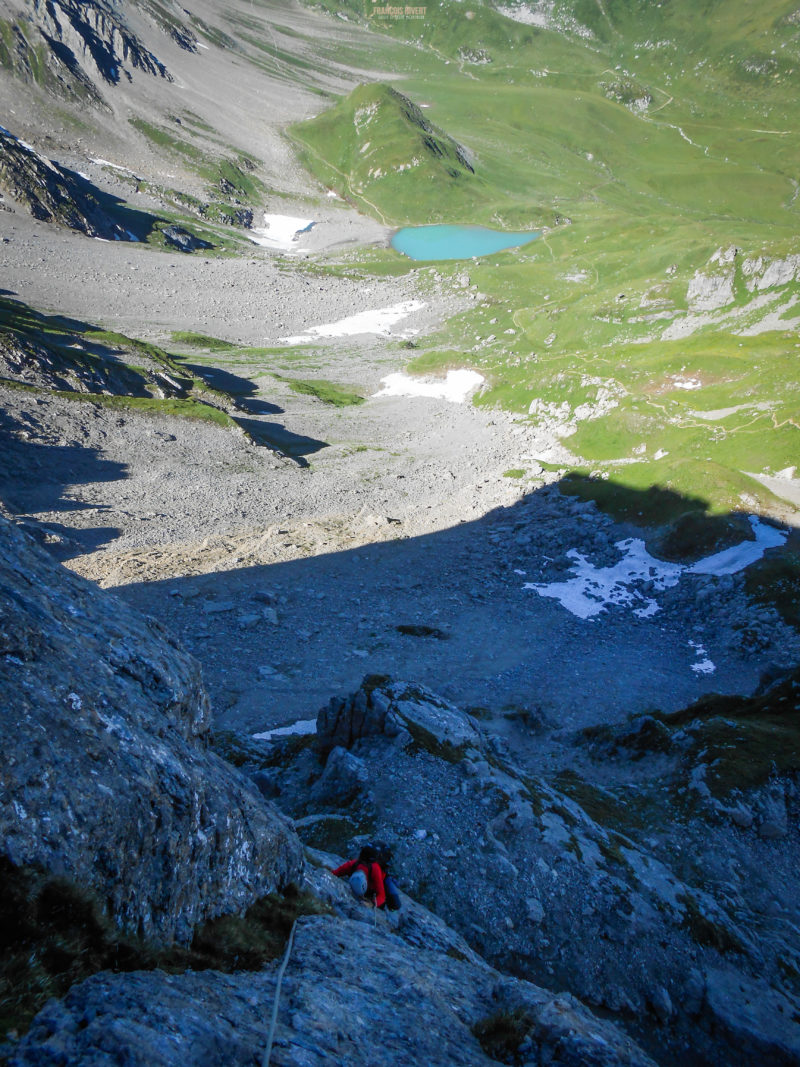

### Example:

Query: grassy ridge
xmin=290 ymin=82 xmax=480 ymax=225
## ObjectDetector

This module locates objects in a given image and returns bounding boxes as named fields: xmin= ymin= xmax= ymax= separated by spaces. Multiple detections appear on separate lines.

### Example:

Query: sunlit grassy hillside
xmin=295 ymin=0 xmax=799 ymax=526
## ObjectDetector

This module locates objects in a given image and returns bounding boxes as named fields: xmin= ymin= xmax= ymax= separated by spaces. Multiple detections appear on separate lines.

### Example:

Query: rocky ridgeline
xmin=0 ymin=127 xmax=217 ymax=246
xmin=2 ymin=515 xmax=657 ymax=1066
xmin=262 ymin=676 xmax=800 ymax=1066
xmin=0 ymin=128 xmax=135 ymax=240
xmin=28 ymin=0 xmax=171 ymax=86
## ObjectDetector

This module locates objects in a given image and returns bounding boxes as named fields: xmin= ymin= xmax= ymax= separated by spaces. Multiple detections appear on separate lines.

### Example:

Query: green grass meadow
xmin=292 ymin=0 xmax=800 ymax=524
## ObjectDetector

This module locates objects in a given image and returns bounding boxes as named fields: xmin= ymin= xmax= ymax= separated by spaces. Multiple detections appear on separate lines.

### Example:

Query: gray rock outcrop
xmin=316 ymin=674 xmax=482 ymax=758
xmin=269 ymin=675 xmax=800 ymax=1066
xmin=162 ymin=224 xmax=213 ymax=252
xmin=9 ymin=909 xmax=656 ymax=1067
xmin=0 ymin=515 xmax=303 ymax=943
xmin=0 ymin=127 xmax=133 ymax=239
xmin=29 ymin=0 xmax=171 ymax=85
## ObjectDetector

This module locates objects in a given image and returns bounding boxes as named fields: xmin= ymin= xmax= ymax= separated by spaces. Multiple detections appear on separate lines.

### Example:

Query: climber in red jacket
xmin=332 ymin=844 xmax=386 ymax=909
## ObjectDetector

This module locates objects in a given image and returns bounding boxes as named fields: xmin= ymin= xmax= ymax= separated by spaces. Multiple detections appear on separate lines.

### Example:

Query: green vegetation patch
xmin=129 ymin=116 xmax=204 ymax=160
xmin=290 ymin=82 xmax=479 ymax=225
xmin=290 ymin=0 xmax=800 ymax=531
xmin=129 ymin=117 xmax=265 ymax=206
xmin=678 ymin=891 xmax=746 ymax=954
xmin=663 ymin=667 xmax=800 ymax=797
xmin=473 ymin=1007 xmax=533 ymax=1066
xmin=170 ymin=330 xmax=239 ymax=352
xmin=553 ymin=769 xmax=647 ymax=835
xmin=590 ymin=666 xmax=800 ymax=799
xmin=64 ymin=390 xmax=237 ymax=427
xmin=276 ymin=375 xmax=365 ymax=406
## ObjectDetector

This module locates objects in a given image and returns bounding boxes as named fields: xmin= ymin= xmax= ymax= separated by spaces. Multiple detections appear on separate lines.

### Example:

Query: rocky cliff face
xmin=28 ymin=0 xmax=171 ymax=85
xmin=0 ymin=128 xmax=135 ymax=239
xmin=262 ymin=675 xmax=800 ymax=1066
xmin=0 ymin=514 xmax=303 ymax=943
xmin=0 ymin=514 xmax=659 ymax=1066
xmin=8 ymin=869 xmax=656 ymax=1067
xmin=0 ymin=0 xmax=179 ymax=108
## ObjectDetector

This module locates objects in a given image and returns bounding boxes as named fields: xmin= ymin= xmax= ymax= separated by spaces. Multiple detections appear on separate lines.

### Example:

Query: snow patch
xmin=252 ymin=719 xmax=317 ymax=742
xmin=249 ymin=213 xmax=315 ymax=252
xmin=374 ymin=369 xmax=484 ymax=404
xmin=689 ymin=641 xmax=716 ymax=675
xmin=687 ymin=516 xmax=787 ymax=576
xmin=90 ymin=157 xmax=137 ymax=175
xmin=525 ymin=539 xmax=683 ymax=620
xmin=526 ymin=517 xmax=787 ymax=620
xmin=280 ymin=300 xmax=425 ymax=344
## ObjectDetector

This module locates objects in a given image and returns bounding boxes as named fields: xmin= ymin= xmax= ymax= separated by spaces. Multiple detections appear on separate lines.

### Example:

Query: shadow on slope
xmin=179 ymin=362 xmax=283 ymax=416
xmin=0 ymin=410 xmax=125 ymax=557
xmin=117 ymin=476 xmax=798 ymax=738
xmin=230 ymin=415 xmax=327 ymax=467
xmin=0 ymin=296 xmax=329 ymax=464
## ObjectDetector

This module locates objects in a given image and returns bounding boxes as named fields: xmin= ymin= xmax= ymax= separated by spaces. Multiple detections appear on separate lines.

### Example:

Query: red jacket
xmin=332 ymin=858 xmax=386 ymax=909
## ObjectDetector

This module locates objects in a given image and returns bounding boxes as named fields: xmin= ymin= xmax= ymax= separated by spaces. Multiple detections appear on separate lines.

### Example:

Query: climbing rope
xmin=261 ymin=919 xmax=298 ymax=1067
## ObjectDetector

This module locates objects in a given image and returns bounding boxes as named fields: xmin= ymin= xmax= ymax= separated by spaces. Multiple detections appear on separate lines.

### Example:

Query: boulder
xmin=309 ymin=746 xmax=370 ymax=808
xmin=686 ymin=268 xmax=734 ymax=311
xmin=316 ymin=675 xmax=482 ymax=758
xmin=703 ymin=967 xmax=800 ymax=1066
xmin=0 ymin=516 xmax=303 ymax=943
xmin=161 ymin=224 xmax=213 ymax=252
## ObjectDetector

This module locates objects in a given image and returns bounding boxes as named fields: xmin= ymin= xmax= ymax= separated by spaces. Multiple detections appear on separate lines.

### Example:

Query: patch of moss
xmin=548 ymin=802 xmax=579 ymax=829
xmin=503 ymin=469 xmax=525 ymax=479
xmin=554 ymin=769 xmax=645 ymax=833
xmin=654 ymin=666 xmax=800 ymax=796
xmin=190 ymin=887 xmax=331 ymax=970
xmin=678 ymin=892 xmax=744 ymax=953
xmin=598 ymin=833 xmax=635 ymax=873
xmin=472 ymin=1007 xmax=532 ymax=1065
xmin=518 ymin=776 xmax=545 ymax=818
xmin=202 ymin=156 xmax=265 ymax=202
xmin=129 ymin=116 xmax=204 ymax=161
xmin=402 ymin=719 xmax=468 ymax=764
xmin=55 ymin=390 xmax=237 ymax=427
xmin=296 ymin=813 xmax=374 ymax=855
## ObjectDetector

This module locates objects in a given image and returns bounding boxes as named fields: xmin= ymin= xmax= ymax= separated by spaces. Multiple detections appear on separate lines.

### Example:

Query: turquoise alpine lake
xmin=391 ymin=224 xmax=539 ymax=261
